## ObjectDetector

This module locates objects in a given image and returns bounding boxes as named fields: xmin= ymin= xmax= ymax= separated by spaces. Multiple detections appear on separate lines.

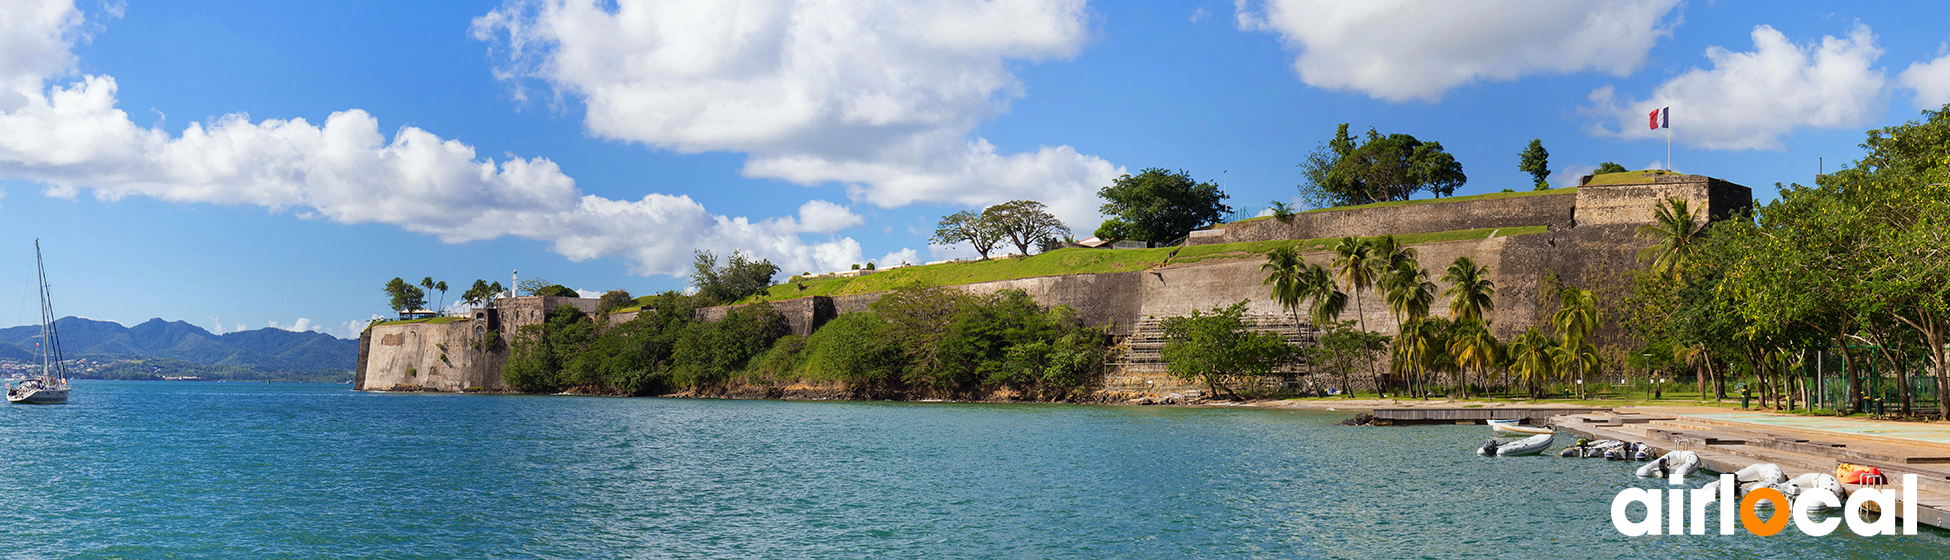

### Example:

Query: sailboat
xmin=7 ymin=240 xmax=71 ymax=404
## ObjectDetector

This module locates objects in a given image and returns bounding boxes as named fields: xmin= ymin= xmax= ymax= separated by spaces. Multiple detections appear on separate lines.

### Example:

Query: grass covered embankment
xmin=742 ymin=225 xmax=1543 ymax=304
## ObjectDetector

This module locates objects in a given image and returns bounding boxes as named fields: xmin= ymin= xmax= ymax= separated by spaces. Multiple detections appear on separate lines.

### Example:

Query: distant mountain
xmin=0 ymin=317 xmax=357 ymax=372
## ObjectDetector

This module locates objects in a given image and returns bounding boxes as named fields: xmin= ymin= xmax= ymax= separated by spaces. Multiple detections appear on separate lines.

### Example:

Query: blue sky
xmin=3 ymin=0 xmax=1948 ymax=338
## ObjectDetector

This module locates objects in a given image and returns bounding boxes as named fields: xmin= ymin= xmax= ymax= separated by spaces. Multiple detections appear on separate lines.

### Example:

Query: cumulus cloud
xmin=792 ymin=200 xmax=864 ymax=233
xmin=469 ymin=0 xmax=1123 ymax=228
xmin=1900 ymin=46 xmax=1950 ymax=109
xmin=1583 ymin=24 xmax=1886 ymax=151
xmin=0 ymin=0 xmax=868 ymax=278
xmin=1234 ymin=0 xmax=1681 ymax=102
xmin=875 ymin=248 xmax=919 ymax=267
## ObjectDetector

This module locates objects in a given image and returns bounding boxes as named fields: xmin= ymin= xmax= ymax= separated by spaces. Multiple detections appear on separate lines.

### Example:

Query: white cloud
xmin=1191 ymin=7 xmax=1210 ymax=23
xmin=874 ymin=248 xmax=919 ymax=267
xmin=1900 ymin=45 xmax=1950 ymax=109
xmin=792 ymin=199 xmax=864 ymax=233
xmin=267 ymin=318 xmax=323 ymax=333
xmin=1234 ymin=0 xmax=1681 ymax=102
xmin=1550 ymin=164 xmax=1596 ymax=188
xmin=1583 ymin=24 xmax=1886 ymax=151
xmin=0 ymin=0 xmax=866 ymax=279
xmin=470 ymin=0 xmax=1123 ymax=229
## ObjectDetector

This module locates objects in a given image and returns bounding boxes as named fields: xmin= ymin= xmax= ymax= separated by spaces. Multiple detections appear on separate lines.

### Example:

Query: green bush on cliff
xmin=670 ymin=305 xmax=790 ymax=389
xmin=500 ymin=286 xmax=1112 ymax=399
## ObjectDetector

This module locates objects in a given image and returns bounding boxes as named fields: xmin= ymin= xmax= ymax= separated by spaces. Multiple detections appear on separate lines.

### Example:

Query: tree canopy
xmin=1626 ymin=105 xmax=1950 ymax=417
xmin=1300 ymin=124 xmax=1466 ymax=207
xmin=983 ymin=200 xmax=1067 ymax=256
xmin=1095 ymin=168 xmax=1230 ymax=243
xmin=1519 ymin=138 xmax=1550 ymax=190
xmin=931 ymin=210 xmax=1003 ymax=260
xmin=383 ymin=277 xmax=427 ymax=314
xmin=691 ymin=250 xmax=780 ymax=306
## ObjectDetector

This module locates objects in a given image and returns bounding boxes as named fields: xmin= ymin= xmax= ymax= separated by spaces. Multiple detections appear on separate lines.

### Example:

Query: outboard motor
xmin=1479 ymin=439 xmax=1501 ymax=456
xmin=1633 ymin=443 xmax=1653 ymax=461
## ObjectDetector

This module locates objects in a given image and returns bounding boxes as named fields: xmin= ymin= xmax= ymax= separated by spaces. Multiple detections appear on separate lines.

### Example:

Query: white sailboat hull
xmin=7 ymin=385 xmax=68 ymax=404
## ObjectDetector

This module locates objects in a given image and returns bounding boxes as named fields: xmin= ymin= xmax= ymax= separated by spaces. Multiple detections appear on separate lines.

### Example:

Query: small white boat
xmin=1636 ymin=450 xmax=1702 ymax=478
xmin=1479 ymin=433 xmax=1554 ymax=457
xmin=1488 ymin=419 xmax=1554 ymax=436
xmin=7 ymin=240 xmax=70 ymax=405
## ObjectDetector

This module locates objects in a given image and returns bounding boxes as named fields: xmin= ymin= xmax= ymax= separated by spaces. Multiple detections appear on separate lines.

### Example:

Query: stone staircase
xmin=1102 ymin=313 xmax=1319 ymax=391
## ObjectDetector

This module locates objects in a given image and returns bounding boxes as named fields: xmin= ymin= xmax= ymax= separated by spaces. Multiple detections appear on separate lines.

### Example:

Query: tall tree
xmin=1096 ymin=168 xmax=1231 ymax=243
xmin=691 ymin=250 xmax=781 ymax=306
xmin=384 ymin=277 xmax=427 ymax=316
xmin=1262 ymin=247 xmax=1310 ymax=336
xmin=1441 ymin=255 xmax=1495 ymax=323
xmin=984 ymin=200 xmax=1068 ymax=256
xmin=1300 ymin=263 xmax=1348 ymax=327
xmin=434 ymin=280 xmax=449 ymax=313
xmin=1331 ymin=236 xmax=1382 ymax=389
xmin=1300 ymin=125 xmax=1467 ymax=207
xmin=931 ymin=210 xmax=1003 ymax=260
xmin=1519 ymin=138 xmax=1551 ymax=189
xmin=419 ymin=277 xmax=436 ymax=311
xmin=1552 ymin=286 xmax=1601 ymax=398
xmin=463 ymin=279 xmax=493 ymax=307
xmin=1507 ymin=327 xmax=1559 ymax=398
xmin=1449 ymin=319 xmax=1500 ymax=398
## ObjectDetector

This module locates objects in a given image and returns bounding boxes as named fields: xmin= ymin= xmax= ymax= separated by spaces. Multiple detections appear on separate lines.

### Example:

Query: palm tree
xmin=1269 ymin=201 xmax=1296 ymax=223
xmin=1635 ymin=198 xmax=1706 ymax=280
xmin=420 ymin=277 xmax=436 ymax=312
xmin=1508 ymin=327 xmax=1558 ymax=399
xmin=1555 ymin=340 xmax=1603 ymax=400
xmin=1262 ymin=247 xmax=1310 ymax=336
xmin=1449 ymin=319 xmax=1499 ymax=399
xmin=1552 ymin=286 xmax=1600 ymax=398
xmin=435 ymin=280 xmax=449 ymax=313
xmin=1331 ymin=236 xmax=1381 ymax=390
xmin=1440 ymin=255 xmax=1495 ymax=322
xmin=1299 ymin=264 xmax=1346 ymax=326
xmin=1383 ymin=262 xmax=1437 ymax=396
xmin=1384 ymin=262 xmax=1436 ymax=322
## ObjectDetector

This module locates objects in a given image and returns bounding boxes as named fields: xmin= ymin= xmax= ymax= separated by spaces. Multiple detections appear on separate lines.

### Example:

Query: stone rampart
xmin=356 ymin=319 xmax=506 ymax=391
xmin=1194 ymin=191 xmax=1577 ymax=245
xmin=357 ymin=174 xmax=1752 ymax=393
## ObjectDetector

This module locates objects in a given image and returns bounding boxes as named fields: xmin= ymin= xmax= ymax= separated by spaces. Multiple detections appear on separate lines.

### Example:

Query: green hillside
xmin=738 ymin=225 xmax=1544 ymax=304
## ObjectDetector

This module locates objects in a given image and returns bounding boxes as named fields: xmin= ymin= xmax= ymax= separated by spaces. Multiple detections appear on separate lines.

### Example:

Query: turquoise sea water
xmin=2 ymin=381 xmax=1947 ymax=559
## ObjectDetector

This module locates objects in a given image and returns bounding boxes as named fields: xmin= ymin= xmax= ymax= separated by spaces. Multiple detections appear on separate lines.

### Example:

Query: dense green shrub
xmin=801 ymin=312 xmax=904 ymax=391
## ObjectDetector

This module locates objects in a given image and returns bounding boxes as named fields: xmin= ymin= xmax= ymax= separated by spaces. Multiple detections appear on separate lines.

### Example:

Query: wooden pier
xmin=1370 ymin=407 xmax=1610 ymax=425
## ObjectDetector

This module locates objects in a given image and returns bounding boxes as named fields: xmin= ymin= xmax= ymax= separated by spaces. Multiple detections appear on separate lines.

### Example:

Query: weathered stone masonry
xmin=357 ymin=174 xmax=1750 ymax=393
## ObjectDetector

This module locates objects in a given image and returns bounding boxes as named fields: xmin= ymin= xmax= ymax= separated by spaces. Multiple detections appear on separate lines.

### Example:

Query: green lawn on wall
xmin=737 ymin=225 xmax=1545 ymax=304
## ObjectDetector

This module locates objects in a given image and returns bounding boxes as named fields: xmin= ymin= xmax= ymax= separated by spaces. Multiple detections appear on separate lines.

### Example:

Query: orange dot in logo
xmin=1740 ymin=488 xmax=1791 ymax=536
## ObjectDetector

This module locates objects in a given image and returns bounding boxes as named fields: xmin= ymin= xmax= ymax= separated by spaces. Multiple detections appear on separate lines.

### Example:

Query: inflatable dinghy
xmin=1635 ymin=450 xmax=1702 ymax=478
xmin=1479 ymin=433 xmax=1554 ymax=457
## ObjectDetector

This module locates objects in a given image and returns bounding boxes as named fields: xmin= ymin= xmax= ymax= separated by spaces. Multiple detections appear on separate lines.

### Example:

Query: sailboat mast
xmin=35 ymin=240 xmax=66 ymax=380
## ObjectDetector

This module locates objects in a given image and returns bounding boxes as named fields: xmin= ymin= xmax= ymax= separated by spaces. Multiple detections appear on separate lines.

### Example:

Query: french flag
xmin=1648 ymin=107 xmax=1669 ymax=130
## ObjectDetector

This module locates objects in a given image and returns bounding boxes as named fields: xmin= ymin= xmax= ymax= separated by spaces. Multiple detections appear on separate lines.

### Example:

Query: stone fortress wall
xmin=357 ymin=174 xmax=1751 ymax=393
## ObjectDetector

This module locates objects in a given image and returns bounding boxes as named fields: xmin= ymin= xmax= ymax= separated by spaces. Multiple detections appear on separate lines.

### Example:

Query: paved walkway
xmin=1626 ymin=406 xmax=1950 ymax=449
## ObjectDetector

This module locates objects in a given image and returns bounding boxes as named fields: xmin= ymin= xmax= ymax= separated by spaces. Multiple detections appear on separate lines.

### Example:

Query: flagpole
xmin=1666 ymin=126 xmax=1671 ymax=172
